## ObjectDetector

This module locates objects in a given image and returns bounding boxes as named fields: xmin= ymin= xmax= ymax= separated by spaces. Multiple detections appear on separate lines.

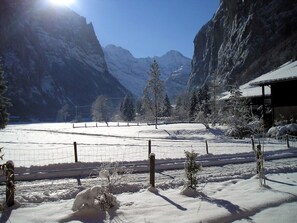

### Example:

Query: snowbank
xmin=267 ymin=123 xmax=297 ymax=138
xmin=2 ymin=172 xmax=297 ymax=223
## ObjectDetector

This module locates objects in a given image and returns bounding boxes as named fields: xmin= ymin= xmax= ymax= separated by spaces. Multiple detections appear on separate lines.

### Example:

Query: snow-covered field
xmin=1 ymin=122 xmax=297 ymax=222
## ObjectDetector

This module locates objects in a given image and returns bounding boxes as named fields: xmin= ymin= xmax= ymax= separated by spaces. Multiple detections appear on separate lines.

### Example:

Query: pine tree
xmin=184 ymin=150 xmax=201 ymax=189
xmin=56 ymin=104 xmax=70 ymax=122
xmin=195 ymin=84 xmax=211 ymax=129
xmin=225 ymin=86 xmax=251 ymax=137
xmin=0 ymin=60 xmax=10 ymax=129
xmin=209 ymin=73 xmax=221 ymax=126
xmin=143 ymin=60 xmax=164 ymax=129
xmin=173 ymin=92 xmax=190 ymax=121
xmin=189 ymin=90 xmax=198 ymax=121
xmin=161 ymin=94 xmax=172 ymax=117
xmin=120 ymin=94 xmax=135 ymax=121
xmin=91 ymin=95 xmax=110 ymax=122
xmin=135 ymin=99 xmax=144 ymax=116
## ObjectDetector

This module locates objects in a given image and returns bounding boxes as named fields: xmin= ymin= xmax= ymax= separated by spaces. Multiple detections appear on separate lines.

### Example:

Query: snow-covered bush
xmin=72 ymin=162 xmax=132 ymax=212
xmin=98 ymin=162 xmax=133 ymax=193
xmin=267 ymin=123 xmax=297 ymax=138
xmin=72 ymin=186 xmax=103 ymax=211
xmin=184 ymin=150 xmax=202 ymax=190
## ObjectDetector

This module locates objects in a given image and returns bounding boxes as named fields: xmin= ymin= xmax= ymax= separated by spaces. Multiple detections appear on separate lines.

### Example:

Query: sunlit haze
xmin=49 ymin=0 xmax=75 ymax=6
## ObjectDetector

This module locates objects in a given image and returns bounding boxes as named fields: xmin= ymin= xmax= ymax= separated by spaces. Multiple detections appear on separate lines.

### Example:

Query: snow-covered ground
xmin=1 ymin=122 xmax=297 ymax=222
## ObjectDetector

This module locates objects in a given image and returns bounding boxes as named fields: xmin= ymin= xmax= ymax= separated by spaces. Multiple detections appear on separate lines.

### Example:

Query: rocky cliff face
xmin=0 ymin=0 xmax=128 ymax=121
xmin=103 ymin=45 xmax=191 ymax=100
xmin=189 ymin=0 xmax=297 ymax=90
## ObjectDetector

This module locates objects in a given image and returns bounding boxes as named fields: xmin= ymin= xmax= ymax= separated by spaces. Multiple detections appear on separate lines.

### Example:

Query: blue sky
xmin=69 ymin=0 xmax=219 ymax=58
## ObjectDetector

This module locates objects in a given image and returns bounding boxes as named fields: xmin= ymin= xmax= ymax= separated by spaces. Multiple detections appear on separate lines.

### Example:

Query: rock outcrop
xmin=189 ymin=0 xmax=297 ymax=90
xmin=0 ymin=0 xmax=128 ymax=121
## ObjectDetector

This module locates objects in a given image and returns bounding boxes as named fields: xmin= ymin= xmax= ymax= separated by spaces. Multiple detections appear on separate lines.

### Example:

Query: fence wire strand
xmin=1 ymin=135 xmax=294 ymax=167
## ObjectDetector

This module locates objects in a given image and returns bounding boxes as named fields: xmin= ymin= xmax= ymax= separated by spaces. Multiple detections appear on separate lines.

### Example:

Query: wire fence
xmin=275 ymin=134 xmax=297 ymax=148
xmin=3 ymin=141 xmax=207 ymax=167
xmin=2 ymin=134 xmax=295 ymax=168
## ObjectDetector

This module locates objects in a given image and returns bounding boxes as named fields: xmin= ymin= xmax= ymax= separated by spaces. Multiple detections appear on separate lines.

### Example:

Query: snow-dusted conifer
xmin=143 ymin=60 xmax=165 ymax=129
xmin=189 ymin=90 xmax=198 ymax=121
xmin=91 ymin=95 xmax=110 ymax=122
xmin=161 ymin=94 xmax=172 ymax=117
xmin=0 ymin=59 xmax=10 ymax=129
xmin=224 ymin=86 xmax=251 ymax=137
xmin=120 ymin=94 xmax=135 ymax=121
xmin=184 ymin=150 xmax=201 ymax=189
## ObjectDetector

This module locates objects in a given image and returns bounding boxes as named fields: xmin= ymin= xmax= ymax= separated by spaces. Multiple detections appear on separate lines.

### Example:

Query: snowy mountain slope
xmin=0 ymin=0 xmax=128 ymax=121
xmin=103 ymin=44 xmax=191 ymax=99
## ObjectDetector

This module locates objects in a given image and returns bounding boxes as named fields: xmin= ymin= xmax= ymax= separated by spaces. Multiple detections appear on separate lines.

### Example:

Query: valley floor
xmin=0 ymin=123 xmax=297 ymax=222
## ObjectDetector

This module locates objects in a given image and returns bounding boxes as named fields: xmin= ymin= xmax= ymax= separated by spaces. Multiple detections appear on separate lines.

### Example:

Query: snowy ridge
xmin=1 ymin=1 xmax=128 ymax=121
xmin=103 ymin=44 xmax=191 ymax=98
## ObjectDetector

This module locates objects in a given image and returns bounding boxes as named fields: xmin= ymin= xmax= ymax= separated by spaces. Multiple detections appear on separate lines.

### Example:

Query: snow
xmin=249 ymin=60 xmax=297 ymax=86
xmin=220 ymin=60 xmax=297 ymax=100
xmin=1 ymin=122 xmax=297 ymax=222
xmin=220 ymin=81 xmax=271 ymax=100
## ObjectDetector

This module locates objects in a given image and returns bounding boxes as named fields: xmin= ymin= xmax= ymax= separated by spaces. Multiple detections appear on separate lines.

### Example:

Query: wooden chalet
xmin=249 ymin=60 xmax=297 ymax=126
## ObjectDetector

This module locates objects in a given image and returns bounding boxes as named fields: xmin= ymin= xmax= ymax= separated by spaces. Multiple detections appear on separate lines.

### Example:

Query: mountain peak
xmin=104 ymin=45 xmax=191 ymax=99
xmin=164 ymin=50 xmax=184 ymax=58
xmin=104 ymin=44 xmax=134 ymax=59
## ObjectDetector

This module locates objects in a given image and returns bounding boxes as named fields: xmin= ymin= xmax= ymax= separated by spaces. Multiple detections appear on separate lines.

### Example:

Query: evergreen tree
xmin=189 ymin=90 xmax=198 ymax=121
xmin=0 ymin=60 xmax=10 ymax=129
xmin=135 ymin=99 xmax=144 ymax=116
xmin=143 ymin=60 xmax=164 ymax=129
xmin=91 ymin=95 xmax=110 ymax=122
xmin=120 ymin=94 xmax=135 ymax=121
xmin=184 ymin=150 xmax=202 ymax=189
xmin=173 ymin=92 xmax=190 ymax=121
xmin=56 ymin=104 xmax=70 ymax=122
xmin=225 ymin=86 xmax=251 ymax=137
xmin=209 ymin=74 xmax=221 ymax=126
xmin=195 ymin=84 xmax=211 ymax=128
xmin=161 ymin=94 xmax=172 ymax=117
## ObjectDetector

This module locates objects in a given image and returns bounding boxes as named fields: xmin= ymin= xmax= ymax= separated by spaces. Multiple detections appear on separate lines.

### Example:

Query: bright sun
xmin=49 ymin=0 xmax=75 ymax=6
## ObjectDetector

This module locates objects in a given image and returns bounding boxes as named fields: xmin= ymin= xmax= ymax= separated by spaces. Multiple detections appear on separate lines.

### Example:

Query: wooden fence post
xmin=149 ymin=153 xmax=155 ymax=187
xmin=6 ymin=160 xmax=15 ymax=207
xmin=205 ymin=140 xmax=209 ymax=154
xmin=286 ymin=134 xmax=290 ymax=148
xmin=148 ymin=140 xmax=151 ymax=158
xmin=74 ymin=142 xmax=78 ymax=162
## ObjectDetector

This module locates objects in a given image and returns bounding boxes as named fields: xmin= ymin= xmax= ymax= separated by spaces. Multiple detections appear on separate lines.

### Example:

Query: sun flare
xmin=49 ymin=0 xmax=75 ymax=6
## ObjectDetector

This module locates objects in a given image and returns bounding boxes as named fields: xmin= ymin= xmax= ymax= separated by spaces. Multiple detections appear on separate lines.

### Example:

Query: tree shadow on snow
xmin=149 ymin=188 xmax=187 ymax=211
xmin=0 ymin=208 xmax=12 ymax=223
xmin=0 ymin=201 xmax=21 ymax=223
xmin=265 ymin=177 xmax=297 ymax=186
xmin=199 ymin=192 xmax=243 ymax=214
xmin=208 ymin=128 xmax=225 ymax=136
